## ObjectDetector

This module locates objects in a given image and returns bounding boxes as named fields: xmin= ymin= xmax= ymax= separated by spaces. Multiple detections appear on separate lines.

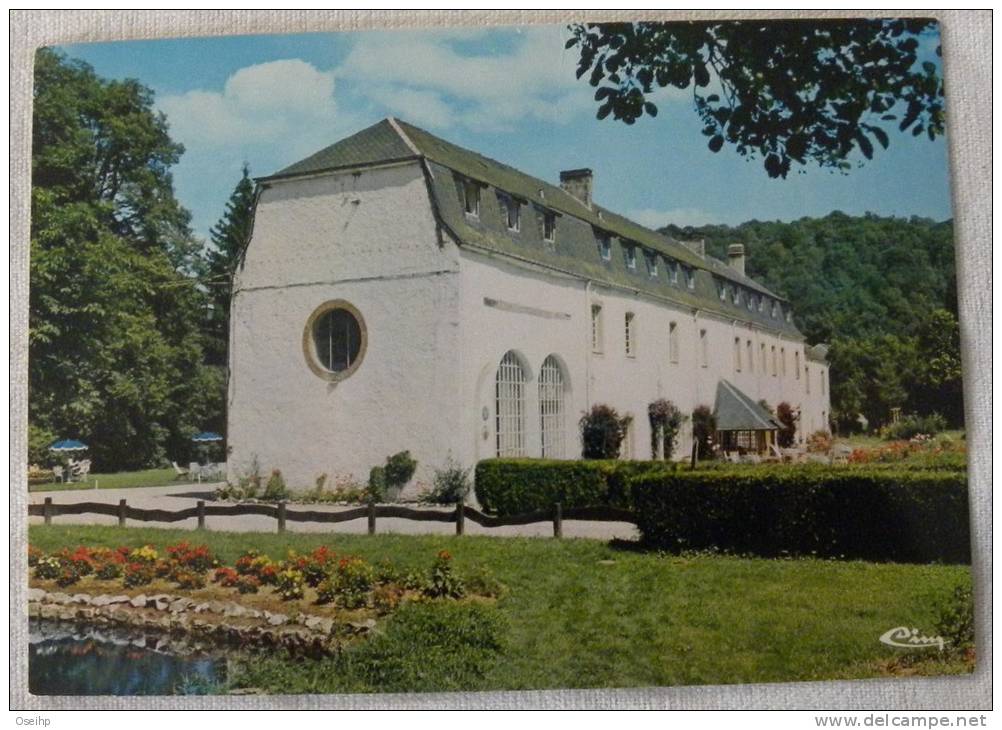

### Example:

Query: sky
xmin=58 ymin=23 xmax=953 ymax=242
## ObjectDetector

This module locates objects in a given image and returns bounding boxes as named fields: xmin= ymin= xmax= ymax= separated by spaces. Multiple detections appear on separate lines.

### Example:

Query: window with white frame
xmin=700 ymin=329 xmax=708 ymax=368
xmin=500 ymin=194 xmax=520 ymax=231
xmin=495 ymin=351 xmax=526 ymax=457
xmin=539 ymin=355 xmax=566 ymax=458
xmin=625 ymin=312 xmax=636 ymax=357
xmin=597 ymin=233 xmax=611 ymax=261
xmin=733 ymin=287 xmax=741 ymax=305
xmin=734 ymin=336 xmax=742 ymax=372
xmin=543 ymin=211 xmax=556 ymax=242
xmin=625 ymin=244 xmax=637 ymax=270
xmin=772 ymin=301 xmax=780 ymax=318
xmin=718 ymin=281 xmax=727 ymax=300
xmin=591 ymin=304 xmax=603 ymax=353
xmin=686 ymin=267 xmax=696 ymax=289
xmin=462 ymin=179 xmax=480 ymax=217
xmin=669 ymin=321 xmax=679 ymax=363
xmin=671 ymin=261 xmax=680 ymax=284
xmin=645 ymin=251 xmax=658 ymax=277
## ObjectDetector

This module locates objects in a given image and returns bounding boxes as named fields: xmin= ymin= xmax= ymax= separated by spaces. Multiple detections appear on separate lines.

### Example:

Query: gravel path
xmin=28 ymin=484 xmax=638 ymax=541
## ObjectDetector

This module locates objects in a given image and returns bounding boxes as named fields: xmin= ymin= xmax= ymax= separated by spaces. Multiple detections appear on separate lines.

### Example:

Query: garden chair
xmin=52 ymin=465 xmax=64 ymax=483
xmin=726 ymin=451 xmax=742 ymax=464
xmin=189 ymin=462 xmax=202 ymax=483
xmin=171 ymin=461 xmax=190 ymax=480
xmin=70 ymin=459 xmax=91 ymax=483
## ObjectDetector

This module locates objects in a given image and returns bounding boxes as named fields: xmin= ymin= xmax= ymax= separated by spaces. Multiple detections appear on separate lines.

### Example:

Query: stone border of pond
xmin=27 ymin=588 xmax=374 ymax=657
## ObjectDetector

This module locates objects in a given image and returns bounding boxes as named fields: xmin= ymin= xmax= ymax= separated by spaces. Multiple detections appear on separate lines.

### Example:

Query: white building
xmin=228 ymin=118 xmax=831 ymax=488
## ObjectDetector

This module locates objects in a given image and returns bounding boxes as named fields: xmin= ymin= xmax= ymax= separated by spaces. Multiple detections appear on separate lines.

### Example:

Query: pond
xmin=29 ymin=619 xmax=228 ymax=695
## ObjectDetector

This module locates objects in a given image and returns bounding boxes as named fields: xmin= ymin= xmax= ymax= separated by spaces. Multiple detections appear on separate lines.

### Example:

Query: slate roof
xmin=714 ymin=380 xmax=781 ymax=431
xmin=262 ymin=118 xmax=804 ymax=337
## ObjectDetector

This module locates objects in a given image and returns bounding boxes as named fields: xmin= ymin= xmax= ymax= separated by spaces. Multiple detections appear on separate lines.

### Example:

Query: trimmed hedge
xmin=631 ymin=468 xmax=970 ymax=564
xmin=474 ymin=459 xmax=676 ymax=515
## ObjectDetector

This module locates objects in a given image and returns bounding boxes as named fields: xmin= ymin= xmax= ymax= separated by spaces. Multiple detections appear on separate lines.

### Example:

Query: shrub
xmin=128 ymin=545 xmax=159 ymax=564
xmin=56 ymin=564 xmax=81 ymax=587
xmin=57 ymin=546 xmax=96 ymax=576
xmin=691 ymin=405 xmax=717 ymax=459
xmin=301 ymin=546 xmax=336 ymax=587
xmin=96 ymin=560 xmax=123 ymax=580
xmin=174 ymin=569 xmax=206 ymax=590
xmin=372 ymin=584 xmax=405 ymax=613
xmin=464 ymin=564 xmax=504 ymax=599
xmin=385 ymin=451 xmax=418 ymax=489
xmin=368 ymin=466 xmax=387 ymax=502
xmin=34 ymin=555 xmax=62 ymax=580
xmin=631 ymin=467 xmax=970 ymax=563
xmin=123 ymin=562 xmax=155 ymax=587
xmin=806 ymin=430 xmax=833 ymax=453
xmin=421 ymin=457 xmax=471 ymax=504
xmin=27 ymin=546 xmax=43 ymax=567
xmin=263 ymin=469 xmax=289 ymax=501
xmin=883 ymin=413 xmax=949 ymax=441
xmin=333 ymin=556 xmax=375 ymax=609
xmin=579 ymin=404 xmax=631 ymax=459
xmin=776 ymin=402 xmax=798 ymax=448
xmin=425 ymin=550 xmax=465 ymax=599
xmin=275 ymin=568 xmax=305 ymax=601
xmin=474 ymin=458 xmax=674 ymax=516
xmin=28 ymin=424 xmax=59 ymax=467
xmin=934 ymin=582 xmax=975 ymax=655
xmin=213 ymin=566 xmax=239 ymax=587
xmin=166 ymin=541 xmax=215 ymax=573
xmin=648 ymin=399 xmax=686 ymax=460
xmin=236 ymin=575 xmax=260 ymax=594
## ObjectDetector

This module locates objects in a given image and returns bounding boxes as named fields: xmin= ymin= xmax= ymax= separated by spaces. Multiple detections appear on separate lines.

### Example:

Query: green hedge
xmin=474 ymin=459 xmax=676 ymax=515
xmin=631 ymin=468 xmax=970 ymax=563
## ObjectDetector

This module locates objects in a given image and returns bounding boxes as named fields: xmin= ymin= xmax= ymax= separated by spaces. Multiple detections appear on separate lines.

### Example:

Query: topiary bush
xmin=882 ymin=413 xmax=949 ymax=441
xmin=579 ymin=404 xmax=631 ymax=459
xmin=263 ymin=469 xmax=288 ymax=501
xmin=648 ymin=399 xmax=686 ymax=460
xmin=474 ymin=458 xmax=675 ymax=515
xmin=631 ymin=467 xmax=970 ymax=563
xmin=691 ymin=405 xmax=717 ymax=459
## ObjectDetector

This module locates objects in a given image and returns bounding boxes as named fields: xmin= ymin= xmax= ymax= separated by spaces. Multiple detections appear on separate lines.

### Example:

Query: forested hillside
xmin=661 ymin=213 xmax=963 ymax=431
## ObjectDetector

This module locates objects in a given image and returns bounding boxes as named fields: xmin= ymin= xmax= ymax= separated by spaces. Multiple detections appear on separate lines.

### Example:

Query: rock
xmin=47 ymin=592 xmax=71 ymax=605
xmin=111 ymin=608 xmax=132 ymax=623
xmin=169 ymin=598 xmax=192 ymax=613
xmin=106 ymin=595 xmax=130 ymax=605
xmin=56 ymin=608 xmax=75 ymax=621
xmin=91 ymin=595 xmax=112 ymax=607
xmin=205 ymin=601 xmax=225 ymax=614
xmin=27 ymin=603 xmax=40 ymax=618
xmin=223 ymin=604 xmax=247 ymax=618
xmin=147 ymin=594 xmax=172 ymax=610
xmin=193 ymin=602 xmax=211 ymax=613
xmin=27 ymin=588 xmax=45 ymax=602
xmin=130 ymin=594 xmax=147 ymax=608
xmin=229 ymin=688 xmax=265 ymax=695
xmin=304 ymin=616 xmax=324 ymax=630
xmin=267 ymin=613 xmax=288 ymax=626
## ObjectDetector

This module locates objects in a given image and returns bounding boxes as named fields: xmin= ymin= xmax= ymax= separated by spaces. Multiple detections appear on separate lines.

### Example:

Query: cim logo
xmin=879 ymin=626 xmax=946 ymax=652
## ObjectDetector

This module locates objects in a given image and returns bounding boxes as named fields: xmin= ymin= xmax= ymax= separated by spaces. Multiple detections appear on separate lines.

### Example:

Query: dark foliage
xmin=580 ymin=404 xmax=631 ymax=459
xmin=648 ymin=399 xmax=685 ymax=460
xmin=691 ymin=405 xmax=717 ymax=459
xmin=776 ymin=402 xmax=798 ymax=448
xmin=631 ymin=468 xmax=969 ymax=563
xmin=568 ymin=19 xmax=944 ymax=178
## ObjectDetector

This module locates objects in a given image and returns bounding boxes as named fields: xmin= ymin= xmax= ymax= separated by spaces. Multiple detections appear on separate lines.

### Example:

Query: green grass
xmin=28 ymin=468 xmax=191 ymax=492
xmin=27 ymin=525 xmax=973 ymax=693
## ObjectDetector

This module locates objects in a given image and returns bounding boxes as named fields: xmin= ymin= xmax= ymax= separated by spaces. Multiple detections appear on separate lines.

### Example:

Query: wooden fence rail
xmin=30 ymin=497 xmax=636 ymax=537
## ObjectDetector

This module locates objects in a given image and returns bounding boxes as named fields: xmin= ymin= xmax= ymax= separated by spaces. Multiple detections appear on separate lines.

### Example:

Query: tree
xmin=30 ymin=49 xmax=216 ymax=470
xmin=647 ymin=398 xmax=685 ymax=460
xmin=205 ymin=164 xmax=255 ymax=366
xmin=579 ymin=404 xmax=631 ymax=459
xmin=775 ymin=402 xmax=798 ymax=447
xmin=910 ymin=308 xmax=964 ymax=424
xmin=567 ymin=19 xmax=944 ymax=178
xmin=691 ymin=405 xmax=716 ymax=459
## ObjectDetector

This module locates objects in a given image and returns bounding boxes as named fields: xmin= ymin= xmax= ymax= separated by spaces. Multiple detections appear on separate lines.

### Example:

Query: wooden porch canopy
xmin=713 ymin=380 xmax=781 ymax=453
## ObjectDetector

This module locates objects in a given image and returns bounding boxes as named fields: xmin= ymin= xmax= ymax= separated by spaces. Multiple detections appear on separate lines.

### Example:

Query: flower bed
xmin=28 ymin=540 xmax=493 ymax=613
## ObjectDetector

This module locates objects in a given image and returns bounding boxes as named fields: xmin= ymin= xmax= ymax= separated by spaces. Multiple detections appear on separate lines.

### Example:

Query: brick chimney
xmin=559 ymin=168 xmax=593 ymax=208
xmin=728 ymin=243 xmax=745 ymax=275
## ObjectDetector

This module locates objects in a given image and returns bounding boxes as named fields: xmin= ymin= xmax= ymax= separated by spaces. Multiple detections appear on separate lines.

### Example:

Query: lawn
xmin=27 ymin=524 xmax=973 ymax=693
xmin=28 ymin=468 xmax=198 ymax=492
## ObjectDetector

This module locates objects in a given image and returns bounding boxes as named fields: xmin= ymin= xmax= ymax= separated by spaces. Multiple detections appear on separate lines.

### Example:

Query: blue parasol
xmin=50 ymin=439 xmax=88 ymax=452
xmin=192 ymin=432 xmax=224 ymax=443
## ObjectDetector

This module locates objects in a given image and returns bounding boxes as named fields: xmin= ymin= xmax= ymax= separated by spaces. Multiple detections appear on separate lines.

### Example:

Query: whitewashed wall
xmin=228 ymin=162 xmax=464 ymax=488
xmin=229 ymin=162 xmax=831 ymax=489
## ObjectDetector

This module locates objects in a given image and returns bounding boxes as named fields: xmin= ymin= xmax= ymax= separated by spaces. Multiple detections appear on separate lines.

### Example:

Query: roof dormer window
xmin=497 ymin=193 xmax=521 ymax=232
xmin=686 ymin=267 xmax=696 ymax=289
xmin=543 ymin=211 xmax=556 ymax=242
xmin=670 ymin=260 xmax=680 ymax=284
xmin=732 ymin=287 xmax=741 ymax=305
xmin=462 ymin=179 xmax=480 ymax=217
xmin=645 ymin=251 xmax=658 ymax=277
xmin=772 ymin=301 xmax=780 ymax=318
xmin=718 ymin=282 xmax=727 ymax=301
xmin=625 ymin=244 xmax=637 ymax=270
xmin=597 ymin=233 xmax=612 ymax=261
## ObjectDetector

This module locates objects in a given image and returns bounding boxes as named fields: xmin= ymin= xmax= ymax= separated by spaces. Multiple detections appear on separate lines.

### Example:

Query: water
xmin=28 ymin=619 xmax=227 ymax=695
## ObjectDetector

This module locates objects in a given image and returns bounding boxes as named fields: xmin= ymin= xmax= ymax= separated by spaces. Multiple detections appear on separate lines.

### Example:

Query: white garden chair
xmin=172 ymin=461 xmax=190 ymax=480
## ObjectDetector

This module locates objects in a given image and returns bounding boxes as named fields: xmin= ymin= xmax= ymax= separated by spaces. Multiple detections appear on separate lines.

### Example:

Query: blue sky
xmin=59 ymin=23 xmax=953 ymax=242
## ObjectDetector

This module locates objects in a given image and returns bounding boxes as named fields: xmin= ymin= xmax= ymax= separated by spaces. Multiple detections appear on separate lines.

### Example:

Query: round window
xmin=303 ymin=301 xmax=367 ymax=380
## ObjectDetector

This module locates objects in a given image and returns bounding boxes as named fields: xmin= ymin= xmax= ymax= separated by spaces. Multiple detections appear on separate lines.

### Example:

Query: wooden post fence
xmin=196 ymin=500 xmax=205 ymax=530
xmin=455 ymin=502 xmax=465 ymax=535
xmin=553 ymin=502 xmax=563 ymax=539
xmin=277 ymin=501 xmax=286 ymax=533
xmin=367 ymin=500 xmax=376 ymax=535
xmin=118 ymin=499 xmax=127 ymax=527
xmin=43 ymin=497 xmax=52 ymax=526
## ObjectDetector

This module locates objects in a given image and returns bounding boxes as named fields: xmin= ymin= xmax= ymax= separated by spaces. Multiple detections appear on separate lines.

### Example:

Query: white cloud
xmin=338 ymin=26 xmax=594 ymax=131
xmin=158 ymin=59 xmax=340 ymax=150
xmin=627 ymin=207 xmax=720 ymax=229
